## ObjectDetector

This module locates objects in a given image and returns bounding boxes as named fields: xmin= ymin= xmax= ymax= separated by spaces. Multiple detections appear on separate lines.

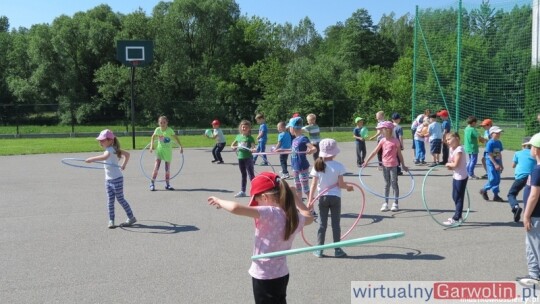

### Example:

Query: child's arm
xmin=338 ymin=175 xmax=353 ymax=192
xmin=85 ymin=150 xmax=110 ymax=163
xmin=307 ymin=176 xmax=319 ymax=209
xmin=362 ymin=142 xmax=382 ymax=167
xmin=488 ymin=152 xmax=502 ymax=171
xmin=523 ymin=185 xmax=540 ymax=232
xmin=369 ymin=129 xmax=381 ymax=141
xmin=291 ymin=187 xmax=314 ymax=226
xmin=306 ymin=142 xmax=317 ymax=155
xmin=230 ymin=139 xmax=238 ymax=150
xmin=207 ymin=196 xmax=260 ymax=218
xmin=119 ymin=149 xmax=130 ymax=170
xmin=173 ymin=134 xmax=184 ymax=153
xmin=445 ymin=151 xmax=462 ymax=170
xmin=149 ymin=134 xmax=157 ymax=152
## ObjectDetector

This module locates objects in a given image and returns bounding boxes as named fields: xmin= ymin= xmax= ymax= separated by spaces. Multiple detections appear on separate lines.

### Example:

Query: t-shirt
xmin=291 ymin=135 xmax=310 ymax=171
xmin=302 ymin=124 xmax=321 ymax=144
xmin=463 ymin=126 xmax=479 ymax=154
xmin=258 ymin=123 xmax=268 ymax=143
xmin=277 ymin=131 xmax=292 ymax=149
xmin=310 ymin=160 xmax=347 ymax=197
xmin=393 ymin=124 xmax=403 ymax=148
xmin=378 ymin=137 xmax=401 ymax=167
xmin=485 ymin=139 xmax=503 ymax=166
xmin=353 ymin=127 xmax=368 ymax=143
xmin=248 ymin=206 xmax=306 ymax=280
xmin=523 ymin=165 xmax=540 ymax=218
xmin=235 ymin=134 xmax=255 ymax=160
xmin=442 ymin=119 xmax=451 ymax=134
xmin=428 ymin=122 xmax=442 ymax=141
xmin=450 ymin=146 xmax=467 ymax=180
xmin=153 ymin=127 xmax=176 ymax=162
xmin=104 ymin=146 xmax=122 ymax=180
xmin=513 ymin=148 xmax=536 ymax=180
xmin=213 ymin=128 xmax=226 ymax=144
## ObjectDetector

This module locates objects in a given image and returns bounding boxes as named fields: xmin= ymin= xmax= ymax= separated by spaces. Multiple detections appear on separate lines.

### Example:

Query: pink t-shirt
xmin=248 ymin=206 xmax=306 ymax=280
xmin=378 ymin=137 xmax=400 ymax=167
xmin=450 ymin=146 xmax=467 ymax=180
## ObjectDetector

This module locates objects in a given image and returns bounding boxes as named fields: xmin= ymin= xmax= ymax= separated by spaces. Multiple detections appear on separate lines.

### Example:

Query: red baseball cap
xmin=211 ymin=119 xmax=220 ymax=126
xmin=480 ymin=119 xmax=493 ymax=126
xmin=437 ymin=110 xmax=449 ymax=117
xmin=249 ymin=172 xmax=280 ymax=206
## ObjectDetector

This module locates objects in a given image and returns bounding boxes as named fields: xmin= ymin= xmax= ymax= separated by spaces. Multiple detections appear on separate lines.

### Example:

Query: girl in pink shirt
xmin=364 ymin=121 xmax=408 ymax=212
xmin=207 ymin=172 xmax=314 ymax=303
xmin=443 ymin=132 xmax=469 ymax=226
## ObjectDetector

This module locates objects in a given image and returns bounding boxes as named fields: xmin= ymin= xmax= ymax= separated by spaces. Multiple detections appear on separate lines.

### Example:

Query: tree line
xmin=0 ymin=0 xmax=538 ymax=133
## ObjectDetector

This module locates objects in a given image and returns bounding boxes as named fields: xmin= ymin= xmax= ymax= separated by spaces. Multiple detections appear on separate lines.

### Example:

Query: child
xmin=443 ymin=132 xmax=468 ymax=226
xmin=411 ymin=109 xmax=431 ymax=163
xmin=439 ymin=110 xmax=451 ymax=164
xmin=414 ymin=120 xmax=429 ymax=165
xmin=479 ymin=118 xmax=493 ymax=179
xmin=231 ymin=120 xmax=257 ymax=198
xmin=369 ymin=111 xmax=386 ymax=169
xmin=275 ymin=121 xmax=292 ymax=179
xmin=427 ymin=113 xmax=442 ymax=167
xmin=464 ymin=116 xmax=480 ymax=179
xmin=253 ymin=113 xmax=269 ymax=166
xmin=353 ymin=117 xmax=368 ymax=167
xmin=149 ymin=116 xmax=183 ymax=191
xmin=302 ymin=113 xmax=321 ymax=160
xmin=85 ymin=129 xmax=136 ymax=229
xmin=287 ymin=117 xmax=317 ymax=200
xmin=517 ymin=133 xmax=540 ymax=285
xmin=480 ymin=126 xmax=504 ymax=202
xmin=392 ymin=113 xmax=404 ymax=175
xmin=507 ymin=137 xmax=536 ymax=222
xmin=208 ymin=119 xmax=226 ymax=164
xmin=307 ymin=139 xmax=353 ymax=258
xmin=364 ymin=121 xmax=408 ymax=212
xmin=207 ymin=172 xmax=314 ymax=303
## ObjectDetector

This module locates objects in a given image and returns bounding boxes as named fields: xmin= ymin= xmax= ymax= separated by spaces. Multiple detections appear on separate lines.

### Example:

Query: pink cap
xmin=96 ymin=129 xmax=115 ymax=141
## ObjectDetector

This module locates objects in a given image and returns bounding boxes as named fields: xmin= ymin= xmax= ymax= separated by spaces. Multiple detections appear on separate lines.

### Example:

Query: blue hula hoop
xmin=358 ymin=161 xmax=415 ymax=200
xmin=421 ymin=165 xmax=470 ymax=228
xmin=61 ymin=158 xmax=122 ymax=169
xmin=139 ymin=142 xmax=184 ymax=182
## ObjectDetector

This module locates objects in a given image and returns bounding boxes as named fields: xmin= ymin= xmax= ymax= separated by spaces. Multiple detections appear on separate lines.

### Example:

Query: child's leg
xmin=293 ymin=170 xmax=302 ymax=198
xmin=246 ymin=157 xmax=255 ymax=181
xmin=355 ymin=142 xmax=362 ymax=165
xmin=382 ymin=167 xmax=391 ymax=203
xmin=491 ymin=168 xmax=501 ymax=197
xmin=279 ymin=154 xmax=289 ymax=175
xmin=106 ymin=180 xmax=116 ymax=221
xmin=467 ymin=153 xmax=477 ymax=177
xmin=328 ymin=196 xmax=342 ymax=243
xmin=525 ymin=221 xmax=540 ymax=279
xmin=389 ymin=167 xmax=399 ymax=204
xmin=238 ymin=158 xmax=248 ymax=192
xmin=508 ymin=178 xmax=527 ymax=210
xmin=211 ymin=144 xmax=218 ymax=161
xmin=151 ymin=159 xmax=162 ymax=182
xmin=376 ymin=139 xmax=383 ymax=166
xmin=359 ymin=141 xmax=366 ymax=165
xmin=110 ymin=177 xmax=134 ymax=219
xmin=164 ymin=162 xmax=171 ymax=185
xmin=299 ymin=169 xmax=310 ymax=197
xmin=317 ymin=196 xmax=330 ymax=245
xmin=260 ymin=141 xmax=268 ymax=163
xmin=452 ymin=178 xmax=467 ymax=220
xmin=216 ymin=142 xmax=226 ymax=162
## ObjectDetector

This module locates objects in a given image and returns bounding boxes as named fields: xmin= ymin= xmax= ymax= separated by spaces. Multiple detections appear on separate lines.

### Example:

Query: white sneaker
xmin=234 ymin=191 xmax=247 ymax=198
xmin=443 ymin=218 xmax=462 ymax=226
xmin=390 ymin=203 xmax=399 ymax=212
xmin=380 ymin=203 xmax=389 ymax=212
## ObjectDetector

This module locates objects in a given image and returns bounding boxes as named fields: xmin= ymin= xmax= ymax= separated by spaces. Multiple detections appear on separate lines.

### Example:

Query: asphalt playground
xmin=0 ymin=140 xmax=530 ymax=303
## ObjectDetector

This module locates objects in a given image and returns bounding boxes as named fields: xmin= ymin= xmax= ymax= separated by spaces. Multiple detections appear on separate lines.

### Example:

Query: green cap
xmin=355 ymin=117 xmax=364 ymax=123
xmin=523 ymin=133 xmax=540 ymax=148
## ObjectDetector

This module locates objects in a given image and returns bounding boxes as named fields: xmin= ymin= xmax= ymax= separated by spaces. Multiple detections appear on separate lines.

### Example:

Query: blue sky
xmin=3 ymin=0 xmax=483 ymax=34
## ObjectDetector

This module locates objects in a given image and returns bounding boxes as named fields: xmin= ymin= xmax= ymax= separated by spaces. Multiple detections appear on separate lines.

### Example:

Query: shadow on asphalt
xmin=118 ymin=220 xmax=199 ymax=234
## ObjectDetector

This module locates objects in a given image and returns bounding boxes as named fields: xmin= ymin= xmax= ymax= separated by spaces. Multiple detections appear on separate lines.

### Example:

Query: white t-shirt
xmin=310 ymin=160 xmax=347 ymax=197
xmin=104 ymin=146 xmax=122 ymax=180
xmin=450 ymin=146 xmax=467 ymax=180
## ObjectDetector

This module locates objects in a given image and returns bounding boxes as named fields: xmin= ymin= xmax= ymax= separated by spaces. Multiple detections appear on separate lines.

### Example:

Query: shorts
xmin=430 ymin=139 xmax=442 ymax=154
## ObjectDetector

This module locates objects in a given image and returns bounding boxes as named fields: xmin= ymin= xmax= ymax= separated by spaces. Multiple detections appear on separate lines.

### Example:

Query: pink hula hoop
xmin=301 ymin=182 xmax=365 ymax=246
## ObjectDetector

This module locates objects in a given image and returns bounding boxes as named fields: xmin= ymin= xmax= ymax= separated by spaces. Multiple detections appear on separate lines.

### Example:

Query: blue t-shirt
xmin=428 ymin=122 xmax=442 ymax=141
xmin=523 ymin=165 xmax=540 ymax=217
xmin=278 ymin=131 xmax=292 ymax=149
xmin=485 ymin=139 xmax=503 ymax=166
xmin=291 ymin=135 xmax=310 ymax=171
xmin=442 ymin=120 xmax=451 ymax=134
xmin=258 ymin=123 xmax=268 ymax=143
xmin=513 ymin=148 xmax=536 ymax=179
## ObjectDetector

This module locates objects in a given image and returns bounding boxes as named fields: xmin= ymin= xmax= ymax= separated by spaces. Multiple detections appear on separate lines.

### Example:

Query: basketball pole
xmin=130 ymin=64 xmax=136 ymax=149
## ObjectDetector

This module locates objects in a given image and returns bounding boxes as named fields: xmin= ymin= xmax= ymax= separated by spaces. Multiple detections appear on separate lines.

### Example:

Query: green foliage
xmin=525 ymin=67 xmax=540 ymax=134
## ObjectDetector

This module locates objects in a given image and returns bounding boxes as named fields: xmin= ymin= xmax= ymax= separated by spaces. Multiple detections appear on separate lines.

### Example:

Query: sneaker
xmin=469 ymin=175 xmax=480 ymax=180
xmin=397 ymin=171 xmax=403 ymax=176
xmin=335 ymin=248 xmax=347 ymax=258
xmin=260 ymin=162 xmax=269 ymax=166
xmin=281 ymin=173 xmax=290 ymax=179
xmin=428 ymin=162 xmax=438 ymax=167
xmin=480 ymin=189 xmax=489 ymax=201
xmin=421 ymin=161 xmax=427 ymax=165
xmin=234 ymin=191 xmax=247 ymax=198
xmin=165 ymin=185 xmax=175 ymax=190
xmin=211 ymin=160 xmax=218 ymax=163
xmin=380 ymin=203 xmax=389 ymax=212
xmin=414 ymin=160 xmax=420 ymax=165
xmin=150 ymin=184 xmax=155 ymax=191
xmin=310 ymin=210 xmax=319 ymax=223
xmin=513 ymin=206 xmax=523 ymax=222
xmin=390 ymin=203 xmax=399 ymax=212
xmin=108 ymin=220 xmax=115 ymax=229
xmin=120 ymin=217 xmax=137 ymax=227
xmin=481 ymin=174 xmax=488 ymax=179
xmin=443 ymin=218 xmax=461 ymax=226
xmin=493 ymin=196 xmax=504 ymax=202
xmin=313 ymin=250 xmax=323 ymax=258
xmin=217 ymin=161 xmax=224 ymax=164
xmin=516 ymin=275 xmax=540 ymax=285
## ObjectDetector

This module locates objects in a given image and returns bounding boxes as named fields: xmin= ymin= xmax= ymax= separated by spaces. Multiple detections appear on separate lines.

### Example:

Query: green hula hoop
xmin=421 ymin=165 xmax=470 ymax=228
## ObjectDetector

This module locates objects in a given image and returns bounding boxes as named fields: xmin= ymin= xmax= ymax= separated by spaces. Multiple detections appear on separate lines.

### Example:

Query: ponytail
xmin=112 ymin=138 xmax=122 ymax=158
xmin=277 ymin=179 xmax=299 ymax=241
xmin=314 ymin=157 xmax=326 ymax=172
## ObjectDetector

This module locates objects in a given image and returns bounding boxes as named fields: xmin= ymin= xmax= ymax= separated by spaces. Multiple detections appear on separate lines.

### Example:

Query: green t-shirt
xmin=463 ymin=125 xmax=479 ymax=154
xmin=235 ymin=134 xmax=255 ymax=160
xmin=154 ymin=127 xmax=176 ymax=162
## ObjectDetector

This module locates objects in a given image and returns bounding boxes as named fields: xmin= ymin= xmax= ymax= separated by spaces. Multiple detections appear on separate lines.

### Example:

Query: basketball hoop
xmin=131 ymin=60 xmax=140 ymax=67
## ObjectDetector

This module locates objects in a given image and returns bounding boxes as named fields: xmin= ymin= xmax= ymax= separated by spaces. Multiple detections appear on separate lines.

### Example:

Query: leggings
xmin=293 ymin=169 xmax=310 ymax=199
xmin=106 ymin=177 xmax=134 ymax=221
xmin=238 ymin=157 xmax=255 ymax=192
xmin=382 ymin=166 xmax=399 ymax=204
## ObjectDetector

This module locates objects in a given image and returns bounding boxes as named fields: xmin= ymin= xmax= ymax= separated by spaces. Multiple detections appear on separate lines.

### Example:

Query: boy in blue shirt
xmin=507 ymin=137 xmax=537 ymax=222
xmin=480 ymin=126 xmax=504 ymax=202
xmin=275 ymin=121 xmax=292 ymax=179
xmin=253 ymin=113 xmax=269 ymax=166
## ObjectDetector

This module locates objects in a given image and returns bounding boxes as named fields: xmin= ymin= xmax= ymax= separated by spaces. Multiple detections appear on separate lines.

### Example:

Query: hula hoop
xmin=301 ymin=182 xmax=365 ymax=246
xmin=139 ymin=142 xmax=184 ymax=182
xmin=235 ymin=146 xmax=276 ymax=174
xmin=252 ymin=232 xmax=405 ymax=260
xmin=252 ymin=150 xmax=308 ymax=156
xmin=61 ymin=158 xmax=121 ymax=169
xmin=421 ymin=165 xmax=470 ymax=228
xmin=358 ymin=161 xmax=415 ymax=200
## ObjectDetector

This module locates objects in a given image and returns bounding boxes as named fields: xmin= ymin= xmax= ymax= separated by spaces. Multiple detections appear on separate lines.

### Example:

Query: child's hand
xmin=207 ymin=196 xmax=222 ymax=209
xmin=402 ymin=165 xmax=409 ymax=172
xmin=346 ymin=185 xmax=354 ymax=192
xmin=121 ymin=164 xmax=126 ymax=171
xmin=85 ymin=158 xmax=92 ymax=163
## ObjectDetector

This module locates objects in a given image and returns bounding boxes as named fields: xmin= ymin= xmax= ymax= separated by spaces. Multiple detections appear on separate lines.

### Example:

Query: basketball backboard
xmin=116 ymin=40 xmax=153 ymax=67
